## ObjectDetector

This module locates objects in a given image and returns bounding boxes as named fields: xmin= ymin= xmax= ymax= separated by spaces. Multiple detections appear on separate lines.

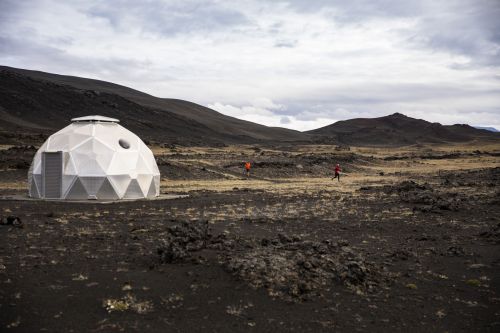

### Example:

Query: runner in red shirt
xmin=245 ymin=161 xmax=251 ymax=178
xmin=332 ymin=164 xmax=341 ymax=182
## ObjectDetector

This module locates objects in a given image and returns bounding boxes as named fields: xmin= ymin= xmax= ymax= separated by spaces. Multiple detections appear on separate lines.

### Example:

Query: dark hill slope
xmin=0 ymin=66 xmax=308 ymax=144
xmin=308 ymin=113 xmax=498 ymax=146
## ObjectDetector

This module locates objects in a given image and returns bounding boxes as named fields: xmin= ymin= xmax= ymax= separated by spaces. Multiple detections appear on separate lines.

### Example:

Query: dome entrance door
xmin=42 ymin=151 xmax=63 ymax=199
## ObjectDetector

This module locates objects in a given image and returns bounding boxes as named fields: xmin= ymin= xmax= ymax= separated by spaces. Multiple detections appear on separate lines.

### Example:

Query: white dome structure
xmin=28 ymin=115 xmax=160 ymax=200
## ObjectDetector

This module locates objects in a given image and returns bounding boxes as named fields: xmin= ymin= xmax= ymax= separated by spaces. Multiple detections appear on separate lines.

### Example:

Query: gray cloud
xmin=406 ymin=1 xmax=500 ymax=66
xmin=86 ymin=0 xmax=251 ymax=36
xmin=280 ymin=116 xmax=291 ymax=124
xmin=274 ymin=39 xmax=298 ymax=48
xmin=278 ymin=0 xmax=500 ymax=66
xmin=0 ymin=35 xmax=159 ymax=82
xmin=280 ymin=0 xmax=423 ymax=19
xmin=0 ymin=0 xmax=499 ymax=130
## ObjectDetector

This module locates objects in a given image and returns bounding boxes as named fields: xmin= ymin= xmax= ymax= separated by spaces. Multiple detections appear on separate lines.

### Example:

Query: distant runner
xmin=244 ymin=161 xmax=251 ymax=178
xmin=332 ymin=163 xmax=341 ymax=182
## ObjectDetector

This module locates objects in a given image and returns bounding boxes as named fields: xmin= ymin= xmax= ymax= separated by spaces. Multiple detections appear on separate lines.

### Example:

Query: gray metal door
xmin=42 ymin=151 xmax=63 ymax=198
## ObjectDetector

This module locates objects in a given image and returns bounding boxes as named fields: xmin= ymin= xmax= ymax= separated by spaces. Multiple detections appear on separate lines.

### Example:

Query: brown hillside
xmin=308 ymin=113 xmax=498 ymax=146
xmin=0 ymin=66 xmax=308 ymax=145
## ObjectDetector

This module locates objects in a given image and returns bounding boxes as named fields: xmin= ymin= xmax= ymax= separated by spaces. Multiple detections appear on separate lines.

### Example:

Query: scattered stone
xmin=6 ymin=317 xmax=21 ymax=328
xmin=157 ymin=221 xmax=210 ymax=263
xmin=479 ymin=223 xmax=500 ymax=244
xmin=446 ymin=246 xmax=466 ymax=257
xmin=226 ymin=304 xmax=244 ymax=316
xmin=436 ymin=309 xmax=446 ymax=318
xmin=122 ymin=282 xmax=132 ymax=291
xmin=156 ymin=224 xmax=390 ymax=301
xmin=161 ymin=293 xmax=184 ymax=309
xmin=72 ymin=274 xmax=88 ymax=281
xmin=0 ymin=216 xmax=23 ymax=228
xmin=389 ymin=249 xmax=413 ymax=261
xmin=383 ymin=181 xmax=466 ymax=213
xmin=221 ymin=236 xmax=389 ymax=301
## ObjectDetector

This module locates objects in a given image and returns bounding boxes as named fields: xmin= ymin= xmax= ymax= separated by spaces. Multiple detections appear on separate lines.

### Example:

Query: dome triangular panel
xmin=65 ymin=155 xmax=78 ymax=175
xmin=136 ymin=155 xmax=153 ymax=174
xmin=136 ymin=174 xmax=153 ymax=196
xmin=80 ymin=177 xmax=106 ymax=196
xmin=108 ymin=174 xmax=132 ymax=198
xmin=62 ymin=174 xmax=77 ymax=196
xmin=146 ymin=179 xmax=157 ymax=197
xmin=96 ymin=178 xmax=119 ymax=200
xmin=69 ymin=135 xmax=92 ymax=150
xmin=65 ymin=178 xmax=88 ymax=200
xmin=123 ymin=179 xmax=143 ymax=199
xmin=47 ymin=134 xmax=70 ymax=151
xmin=30 ymin=178 xmax=40 ymax=197
xmin=33 ymin=174 xmax=42 ymax=196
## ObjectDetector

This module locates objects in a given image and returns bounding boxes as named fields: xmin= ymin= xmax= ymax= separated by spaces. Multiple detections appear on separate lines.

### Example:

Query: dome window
xmin=119 ymin=139 xmax=130 ymax=149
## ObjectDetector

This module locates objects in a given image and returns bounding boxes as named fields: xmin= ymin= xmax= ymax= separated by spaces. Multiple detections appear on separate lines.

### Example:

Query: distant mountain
xmin=307 ymin=113 xmax=499 ymax=146
xmin=1 ymin=66 xmax=497 ymax=147
xmin=0 ymin=66 xmax=308 ymax=145
xmin=474 ymin=126 xmax=499 ymax=133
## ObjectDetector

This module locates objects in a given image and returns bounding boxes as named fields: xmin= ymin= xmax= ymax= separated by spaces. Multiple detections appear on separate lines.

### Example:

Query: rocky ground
xmin=0 ymin=143 xmax=499 ymax=332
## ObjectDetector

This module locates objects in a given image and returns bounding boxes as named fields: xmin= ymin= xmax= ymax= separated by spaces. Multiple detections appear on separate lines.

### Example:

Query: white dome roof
xmin=71 ymin=115 xmax=119 ymax=123
xmin=28 ymin=116 xmax=160 ymax=200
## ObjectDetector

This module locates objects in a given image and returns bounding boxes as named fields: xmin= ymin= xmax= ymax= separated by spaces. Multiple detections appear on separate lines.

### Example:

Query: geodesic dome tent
xmin=28 ymin=115 xmax=160 ymax=200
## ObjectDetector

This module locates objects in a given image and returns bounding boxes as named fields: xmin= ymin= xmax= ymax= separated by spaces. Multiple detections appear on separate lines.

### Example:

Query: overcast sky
xmin=1 ymin=0 xmax=499 ymax=130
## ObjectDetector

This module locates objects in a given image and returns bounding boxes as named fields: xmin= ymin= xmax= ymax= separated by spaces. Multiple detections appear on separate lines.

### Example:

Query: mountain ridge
xmin=0 ymin=66 xmax=497 ymax=146
xmin=474 ymin=126 xmax=499 ymax=133
xmin=0 ymin=65 xmax=309 ymax=145
xmin=307 ymin=112 xmax=498 ymax=146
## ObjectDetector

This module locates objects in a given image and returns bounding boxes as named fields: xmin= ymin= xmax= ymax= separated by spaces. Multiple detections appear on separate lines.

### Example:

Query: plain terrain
xmin=0 ymin=141 xmax=499 ymax=332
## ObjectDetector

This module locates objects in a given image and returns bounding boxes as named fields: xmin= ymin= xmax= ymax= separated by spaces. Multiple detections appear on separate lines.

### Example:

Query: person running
xmin=332 ymin=163 xmax=341 ymax=182
xmin=244 ymin=161 xmax=251 ymax=178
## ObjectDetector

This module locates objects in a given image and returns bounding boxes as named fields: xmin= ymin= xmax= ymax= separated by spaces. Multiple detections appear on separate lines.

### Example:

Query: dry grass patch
xmin=162 ymin=175 xmax=401 ymax=195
